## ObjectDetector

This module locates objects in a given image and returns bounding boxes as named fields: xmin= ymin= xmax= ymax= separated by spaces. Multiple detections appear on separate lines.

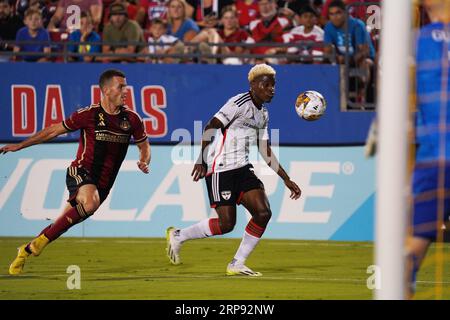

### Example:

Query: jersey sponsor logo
xmin=242 ymin=122 xmax=260 ymax=129
xmin=95 ymin=131 xmax=130 ymax=143
xmin=431 ymin=29 xmax=450 ymax=43
xmin=221 ymin=190 xmax=232 ymax=200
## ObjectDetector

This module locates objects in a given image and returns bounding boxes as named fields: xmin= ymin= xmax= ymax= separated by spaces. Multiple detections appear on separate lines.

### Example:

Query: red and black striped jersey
xmin=62 ymin=103 xmax=148 ymax=189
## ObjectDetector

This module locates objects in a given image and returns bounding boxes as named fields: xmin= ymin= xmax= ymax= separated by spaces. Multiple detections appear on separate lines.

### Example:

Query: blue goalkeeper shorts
xmin=412 ymin=162 xmax=450 ymax=241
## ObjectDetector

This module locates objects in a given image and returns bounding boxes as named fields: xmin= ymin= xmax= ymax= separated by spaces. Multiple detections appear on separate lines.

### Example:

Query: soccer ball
xmin=295 ymin=90 xmax=327 ymax=121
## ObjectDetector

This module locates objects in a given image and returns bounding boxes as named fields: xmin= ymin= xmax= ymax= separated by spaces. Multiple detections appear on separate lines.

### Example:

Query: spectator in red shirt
xmin=235 ymin=0 xmax=259 ymax=29
xmin=191 ymin=6 xmax=249 ymax=64
xmin=282 ymin=5 xmax=324 ymax=63
xmin=135 ymin=0 xmax=168 ymax=29
xmin=47 ymin=0 xmax=102 ymax=31
xmin=247 ymin=0 xmax=290 ymax=59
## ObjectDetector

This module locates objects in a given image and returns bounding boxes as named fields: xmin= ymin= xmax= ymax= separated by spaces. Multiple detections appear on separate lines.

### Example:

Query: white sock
xmin=177 ymin=218 xmax=213 ymax=243
xmin=233 ymin=231 xmax=261 ymax=264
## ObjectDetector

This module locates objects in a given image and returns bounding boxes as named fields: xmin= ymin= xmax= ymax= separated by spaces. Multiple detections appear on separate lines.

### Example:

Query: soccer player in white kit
xmin=166 ymin=64 xmax=301 ymax=276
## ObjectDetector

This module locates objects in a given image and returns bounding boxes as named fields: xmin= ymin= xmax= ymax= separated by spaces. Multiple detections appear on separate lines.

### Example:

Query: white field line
xmin=1 ymin=273 xmax=449 ymax=285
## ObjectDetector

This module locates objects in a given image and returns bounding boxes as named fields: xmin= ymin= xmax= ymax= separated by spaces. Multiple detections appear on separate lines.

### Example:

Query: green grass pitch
xmin=0 ymin=237 xmax=448 ymax=300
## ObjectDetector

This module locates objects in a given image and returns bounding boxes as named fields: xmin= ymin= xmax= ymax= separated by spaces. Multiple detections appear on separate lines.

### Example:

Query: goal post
xmin=375 ymin=0 xmax=413 ymax=300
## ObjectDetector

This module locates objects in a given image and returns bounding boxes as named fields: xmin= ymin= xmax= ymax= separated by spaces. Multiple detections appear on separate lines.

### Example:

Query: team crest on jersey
xmin=120 ymin=119 xmax=131 ymax=131
xmin=221 ymin=191 xmax=232 ymax=200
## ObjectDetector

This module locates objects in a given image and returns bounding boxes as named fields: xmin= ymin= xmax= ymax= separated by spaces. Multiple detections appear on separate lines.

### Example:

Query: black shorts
xmin=205 ymin=164 xmax=264 ymax=208
xmin=66 ymin=166 xmax=110 ymax=207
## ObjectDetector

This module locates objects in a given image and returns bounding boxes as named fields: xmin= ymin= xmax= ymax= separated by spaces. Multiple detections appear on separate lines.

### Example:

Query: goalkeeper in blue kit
xmin=406 ymin=0 xmax=450 ymax=297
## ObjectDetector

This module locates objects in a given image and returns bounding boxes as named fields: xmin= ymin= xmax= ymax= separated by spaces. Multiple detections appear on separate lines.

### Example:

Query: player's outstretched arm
xmin=258 ymin=139 xmax=301 ymax=200
xmin=0 ymin=123 xmax=68 ymax=155
xmin=136 ymin=140 xmax=151 ymax=174
xmin=191 ymin=117 xmax=224 ymax=182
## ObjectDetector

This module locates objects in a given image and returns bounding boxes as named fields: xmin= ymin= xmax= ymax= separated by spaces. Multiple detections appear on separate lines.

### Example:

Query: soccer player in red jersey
xmin=3 ymin=69 xmax=151 ymax=275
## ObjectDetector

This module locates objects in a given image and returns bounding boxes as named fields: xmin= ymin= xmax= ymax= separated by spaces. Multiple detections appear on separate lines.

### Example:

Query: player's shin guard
xmin=33 ymin=203 xmax=88 ymax=249
xmin=233 ymin=219 xmax=266 ymax=264
xmin=177 ymin=218 xmax=222 ymax=242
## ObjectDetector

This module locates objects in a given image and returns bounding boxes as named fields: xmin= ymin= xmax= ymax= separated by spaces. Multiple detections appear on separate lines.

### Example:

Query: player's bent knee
xmin=80 ymin=198 xmax=100 ymax=215
xmin=255 ymin=209 xmax=272 ymax=223
xmin=219 ymin=221 xmax=235 ymax=234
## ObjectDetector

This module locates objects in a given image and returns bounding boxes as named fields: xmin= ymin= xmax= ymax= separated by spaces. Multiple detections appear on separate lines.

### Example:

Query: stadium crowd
xmin=0 ymin=0 xmax=389 ymax=64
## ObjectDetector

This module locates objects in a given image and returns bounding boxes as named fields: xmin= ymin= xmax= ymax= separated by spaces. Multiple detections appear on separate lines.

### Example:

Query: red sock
xmin=208 ymin=218 xmax=223 ymax=235
xmin=42 ymin=204 xmax=87 ymax=241
xmin=245 ymin=219 xmax=266 ymax=238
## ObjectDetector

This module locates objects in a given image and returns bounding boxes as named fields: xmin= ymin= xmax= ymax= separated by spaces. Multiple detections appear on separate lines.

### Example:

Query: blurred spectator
xmin=13 ymin=7 xmax=51 ymax=61
xmin=323 ymin=0 xmax=374 ymax=64
xmin=67 ymin=11 xmax=101 ymax=62
xmin=104 ymin=0 xmax=140 ymax=26
xmin=235 ymin=0 xmax=259 ymax=29
xmin=102 ymin=2 xmax=145 ymax=62
xmin=282 ymin=5 xmax=324 ymax=63
xmin=320 ymin=0 xmax=381 ymax=26
xmin=190 ymin=6 xmax=249 ymax=64
xmin=16 ymin=0 xmax=52 ymax=27
xmin=277 ymin=0 xmax=310 ymax=24
xmin=0 ymin=0 xmax=24 ymax=59
xmin=136 ymin=0 xmax=168 ymax=29
xmin=47 ymin=0 xmax=102 ymax=31
xmin=186 ymin=0 xmax=234 ymax=28
xmin=247 ymin=0 xmax=290 ymax=60
xmin=323 ymin=0 xmax=374 ymax=102
xmin=217 ymin=6 xmax=249 ymax=64
xmin=312 ymin=0 xmax=323 ymax=16
xmin=166 ymin=0 xmax=199 ymax=42
xmin=140 ymin=18 xmax=184 ymax=63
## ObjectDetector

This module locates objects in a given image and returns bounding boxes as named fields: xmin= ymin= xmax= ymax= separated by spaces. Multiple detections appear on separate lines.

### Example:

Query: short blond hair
xmin=248 ymin=63 xmax=276 ymax=82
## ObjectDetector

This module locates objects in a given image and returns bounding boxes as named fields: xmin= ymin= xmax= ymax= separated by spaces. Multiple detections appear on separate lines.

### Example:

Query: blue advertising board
xmin=0 ymin=63 xmax=374 ymax=145
xmin=0 ymin=144 xmax=375 ymax=241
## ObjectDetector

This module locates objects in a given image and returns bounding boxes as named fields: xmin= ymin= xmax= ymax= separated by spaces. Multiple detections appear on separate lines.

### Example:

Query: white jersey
xmin=206 ymin=92 xmax=269 ymax=173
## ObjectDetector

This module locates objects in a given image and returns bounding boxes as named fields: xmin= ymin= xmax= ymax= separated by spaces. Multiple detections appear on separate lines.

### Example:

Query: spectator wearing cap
xmin=67 ymin=11 xmax=101 ymax=62
xmin=281 ymin=5 xmax=324 ymax=63
xmin=104 ymin=0 xmax=141 ymax=26
xmin=166 ymin=0 xmax=199 ymax=42
xmin=0 ymin=0 xmax=24 ymax=59
xmin=13 ymin=7 xmax=50 ymax=61
xmin=102 ymin=2 xmax=145 ymax=62
xmin=47 ymin=0 xmax=102 ymax=31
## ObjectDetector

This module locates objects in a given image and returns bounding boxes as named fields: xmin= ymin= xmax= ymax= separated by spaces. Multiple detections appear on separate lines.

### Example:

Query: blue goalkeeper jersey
xmin=415 ymin=22 xmax=450 ymax=163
